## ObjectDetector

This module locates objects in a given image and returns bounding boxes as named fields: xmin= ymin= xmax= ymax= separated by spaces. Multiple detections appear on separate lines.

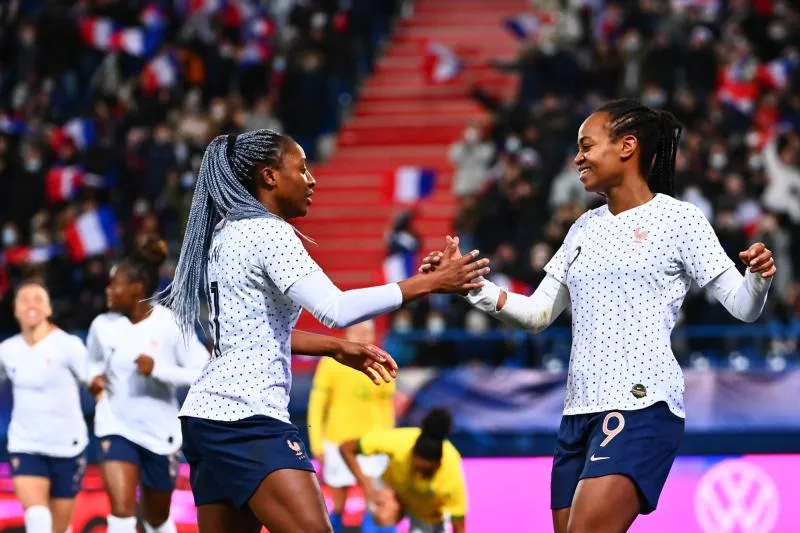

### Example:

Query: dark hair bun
xmin=136 ymin=237 xmax=168 ymax=267
xmin=421 ymin=408 xmax=452 ymax=441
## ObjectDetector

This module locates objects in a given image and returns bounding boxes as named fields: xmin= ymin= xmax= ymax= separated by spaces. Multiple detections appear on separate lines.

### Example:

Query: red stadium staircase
xmin=295 ymin=0 xmax=525 ymax=332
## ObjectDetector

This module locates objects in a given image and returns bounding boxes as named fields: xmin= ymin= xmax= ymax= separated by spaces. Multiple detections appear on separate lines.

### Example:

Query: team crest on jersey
xmin=633 ymin=227 xmax=649 ymax=246
xmin=101 ymin=439 xmax=111 ymax=453
xmin=10 ymin=457 xmax=19 ymax=471
xmin=287 ymin=440 xmax=306 ymax=459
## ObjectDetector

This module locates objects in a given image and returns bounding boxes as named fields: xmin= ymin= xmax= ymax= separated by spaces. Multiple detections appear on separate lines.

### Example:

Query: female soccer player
xmin=308 ymin=320 xmax=395 ymax=533
xmin=0 ymin=281 xmax=88 ymax=533
xmin=163 ymin=129 xmax=488 ymax=533
xmin=421 ymin=99 xmax=776 ymax=533
xmin=87 ymin=238 xmax=209 ymax=533
xmin=339 ymin=408 xmax=467 ymax=533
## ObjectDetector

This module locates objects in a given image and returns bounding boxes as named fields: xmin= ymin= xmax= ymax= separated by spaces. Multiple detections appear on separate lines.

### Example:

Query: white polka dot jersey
xmin=179 ymin=217 xmax=320 ymax=423
xmin=544 ymin=194 xmax=735 ymax=418
xmin=0 ymin=329 xmax=89 ymax=457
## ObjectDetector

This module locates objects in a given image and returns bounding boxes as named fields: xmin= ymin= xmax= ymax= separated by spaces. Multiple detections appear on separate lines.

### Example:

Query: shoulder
xmin=0 ymin=335 xmax=22 ymax=356
xmin=229 ymin=217 xmax=296 ymax=238
xmin=51 ymin=329 xmax=85 ymax=350
xmin=443 ymin=439 xmax=463 ymax=462
xmin=655 ymin=194 xmax=707 ymax=221
xmin=89 ymin=312 xmax=123 ymax=334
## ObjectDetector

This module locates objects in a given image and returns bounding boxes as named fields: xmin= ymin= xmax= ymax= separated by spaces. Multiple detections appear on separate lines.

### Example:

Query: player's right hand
xmin=418 ymin=235 xmax=461 ymax=274
xmin=89 ymin=375 xmax=107 ymax=398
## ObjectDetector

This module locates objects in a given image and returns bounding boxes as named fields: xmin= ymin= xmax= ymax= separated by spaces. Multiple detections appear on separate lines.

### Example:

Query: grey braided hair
xmin=160 ymin=128 xmax=290 ymax=336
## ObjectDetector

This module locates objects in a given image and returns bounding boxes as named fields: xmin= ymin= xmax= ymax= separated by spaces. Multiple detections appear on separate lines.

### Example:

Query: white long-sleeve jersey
xmin=87 ymin=305 xmax=209 ymax=455
xmin=0 ymin=329 xmax=89 ymax=457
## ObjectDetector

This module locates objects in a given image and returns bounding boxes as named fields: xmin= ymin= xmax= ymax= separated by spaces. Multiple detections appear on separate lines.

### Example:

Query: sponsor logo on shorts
xmin=288 ymin=440 xmax=306 ymax=460
xmin=101 ymin=439 xmax=111 ymax=454
xmin=589 ymin=454 xmax=610 ymax=462
xmin=694 ymin=459 xmax=779 ymax=533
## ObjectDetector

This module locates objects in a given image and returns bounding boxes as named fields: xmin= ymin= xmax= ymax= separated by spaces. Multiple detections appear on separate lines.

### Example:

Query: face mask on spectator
xmin=393 ymin=315 xmax=412 ymax=333
xmin=464 ymin=127 xmax=479 ymax=143
xmin=709 ymin=152 xmax=727 ymax=170
xmin=133 ymin=199 xmax=150 ymax=217
xmin=505 ymin=136 xmax=521 ymax=153
xmin=181 ymin=171 xmax=196 ymax=189
xmin=426 ymin=314 xmax=446 ymax=335
xmin=2 ymin=227 xmax=18 ymax=247
xmin=748 ymin=154 xmax=763 ymax=170
xmin=23 ymin=157 xmax=42 ymax=173
xmin=465 ymin=310 xmax=489 ymax=335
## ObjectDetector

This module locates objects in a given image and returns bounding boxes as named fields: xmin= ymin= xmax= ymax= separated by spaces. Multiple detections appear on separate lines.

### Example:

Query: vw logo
xmin=694 ymin=459 xmax=779 ymax=533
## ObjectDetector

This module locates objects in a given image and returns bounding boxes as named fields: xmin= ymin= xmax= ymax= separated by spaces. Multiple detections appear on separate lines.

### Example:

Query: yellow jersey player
xmin=340 ymin=408 xmax=467 ymax=533
xmin=308 ymin=320 xmax=396 ymax=533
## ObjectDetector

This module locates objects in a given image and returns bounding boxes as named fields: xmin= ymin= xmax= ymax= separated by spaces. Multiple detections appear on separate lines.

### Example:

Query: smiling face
xmin=258 ymin=140 xmax=316 ymax=219
xmin=574 ymin=111 xmax=639 ymax=193
xmin=14 ymin=284 xmax=52 ymax=330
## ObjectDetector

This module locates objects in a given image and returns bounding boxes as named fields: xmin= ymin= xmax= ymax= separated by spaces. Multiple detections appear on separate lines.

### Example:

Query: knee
xmin=109 ymin=500 xmax=137 ymax=518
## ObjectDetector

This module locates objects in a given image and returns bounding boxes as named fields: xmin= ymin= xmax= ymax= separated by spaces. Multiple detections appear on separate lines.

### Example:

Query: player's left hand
xmin=332 ymin=341 xmax=398 ymax=385
xmin=739 ymin=242 xmax=776 ymax=279
xmin=135 ymin=354 xmax=155 ymax=376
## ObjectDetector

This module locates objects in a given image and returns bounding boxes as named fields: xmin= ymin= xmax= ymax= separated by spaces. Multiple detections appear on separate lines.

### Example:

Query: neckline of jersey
xmin=605 ymin=193 xmax=662 ymax=219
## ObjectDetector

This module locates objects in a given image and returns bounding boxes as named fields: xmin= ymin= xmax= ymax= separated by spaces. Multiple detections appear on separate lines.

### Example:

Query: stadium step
xmin=297 ymin=0 xmax=528 ymax=326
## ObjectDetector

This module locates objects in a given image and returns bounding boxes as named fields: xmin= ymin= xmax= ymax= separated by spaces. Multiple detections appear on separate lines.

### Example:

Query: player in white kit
xmin=420 ymin=99 xmax=776 ymax=533
xmin=0 ymin=281 xmax=88 ymax=533
xmin=87 ymin=238 xmax=209 ymax=533
xmin=163 ymin=129 xmax=489 ymax=533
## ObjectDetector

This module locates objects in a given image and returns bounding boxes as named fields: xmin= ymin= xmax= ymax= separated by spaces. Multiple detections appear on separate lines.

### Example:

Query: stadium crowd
xmin=0 ymin=0 xmax=799 ymax=366
xmin=385 ymin=0 xmax=800 ymax=366
xmin=0 ymin=0 xmax=400 ymax=333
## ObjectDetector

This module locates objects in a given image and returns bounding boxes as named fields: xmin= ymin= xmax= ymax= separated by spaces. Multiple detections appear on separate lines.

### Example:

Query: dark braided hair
xmin=596 ymin=99 xmax=683 ymax=196
xmin=412 ymin=408 xmax=453 ymax=461
xmin=118 ymin=237 xmax=169 ymax=296
xmin=161 ymin=129 xmax=295 ymax=336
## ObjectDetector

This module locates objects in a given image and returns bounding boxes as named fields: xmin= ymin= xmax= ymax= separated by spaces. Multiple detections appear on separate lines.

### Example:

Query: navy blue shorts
xmin=98 ymin=435 xmax=179 ymax=492
xmin=181 ymin=415 xmax=315 ymax=508
xmin=9 ymin=451 xmax=87 ymax=498
xmin=551 ymin=401 xmax=684 ymax=514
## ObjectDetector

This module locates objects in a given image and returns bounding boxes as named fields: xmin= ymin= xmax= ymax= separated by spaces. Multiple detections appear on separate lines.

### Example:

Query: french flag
xmin=385 ymin=166 xmax=436 ymax=204
xmin=504 ymin=14 xmax=541 ymax=40
xmin=0 ymin=114 xmax=27 ymax=135
xmin=140 ymin=3 xmax=167 ymax=30
xmin=80 ymin=17 xmax=115 ymax=50
xmin=110 ymin=27 xmax=160 ymax=57
xmin=423 ymin=42 xmax=462 ymax=84
xmin=46 ymin=166 xmax=86 ymax=203
xmin=490 ymin=273 xmax=533 ymax=296
xmin=51 ymin=118 xmax=98 ymax=151
xmin=64 ymin=207 xmax=119 ymax=262
xmin=239 ymin=41 xmax=271 ymax=66
xmin=142 ymin=54 xmax=179 ymax=94
xmin=5 ymin=245 xmax=60 ymax=266
xmin=243 ymin=17 xmax=275 ymax=41
xmin=762 ymin=56 xmax=798 ymax=90
xmin=382 ymin=251 xmax=416 ymax=283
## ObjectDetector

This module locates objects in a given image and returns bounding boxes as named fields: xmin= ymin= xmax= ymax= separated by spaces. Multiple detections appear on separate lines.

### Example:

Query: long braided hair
xmin=596 ymin=99 xmax=683 ymax=196
xmin=161 ymin=129 xmax=292 ymax=336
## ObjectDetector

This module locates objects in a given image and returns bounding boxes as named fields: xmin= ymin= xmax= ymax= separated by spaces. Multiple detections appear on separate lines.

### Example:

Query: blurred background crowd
xmin=1 ymin=0 xmax=799 ymax=367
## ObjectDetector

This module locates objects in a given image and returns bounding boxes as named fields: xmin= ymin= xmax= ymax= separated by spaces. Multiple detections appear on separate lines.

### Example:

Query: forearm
xmin=465 ymin=275 xmax=569 ymax=332
xmin=340 ymin=440 xmax=373 ymax=490
xmin=707 ymin=267 xmax=772 ymax=323
xmin=397 ymin=273 xmax=435 ymax=302
xmin=151 ymin=361 xmax=204 ymax=387
xmin=288 ymin=271 xmax=403 ymax=329
xmin=291 ymin=330 xmax=343 ymax=357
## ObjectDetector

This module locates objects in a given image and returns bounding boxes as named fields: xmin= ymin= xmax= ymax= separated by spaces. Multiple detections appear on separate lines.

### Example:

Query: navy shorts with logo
xmin=551 ymin=401 xmax=685 ymax=514
xmin=181 ymin=415 xmax=315 ymax=508
xmin=98 ymin=435 xmax=179 ymax=492
xmin=9 ymin=451 xmax=87 ymax=498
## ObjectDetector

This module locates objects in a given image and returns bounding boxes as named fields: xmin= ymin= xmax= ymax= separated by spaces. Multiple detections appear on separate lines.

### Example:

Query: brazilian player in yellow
xmin=340 ymin=408 xmax=467 ymax=533
xmin=308 ymin=320 xmax=395 ymax=533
